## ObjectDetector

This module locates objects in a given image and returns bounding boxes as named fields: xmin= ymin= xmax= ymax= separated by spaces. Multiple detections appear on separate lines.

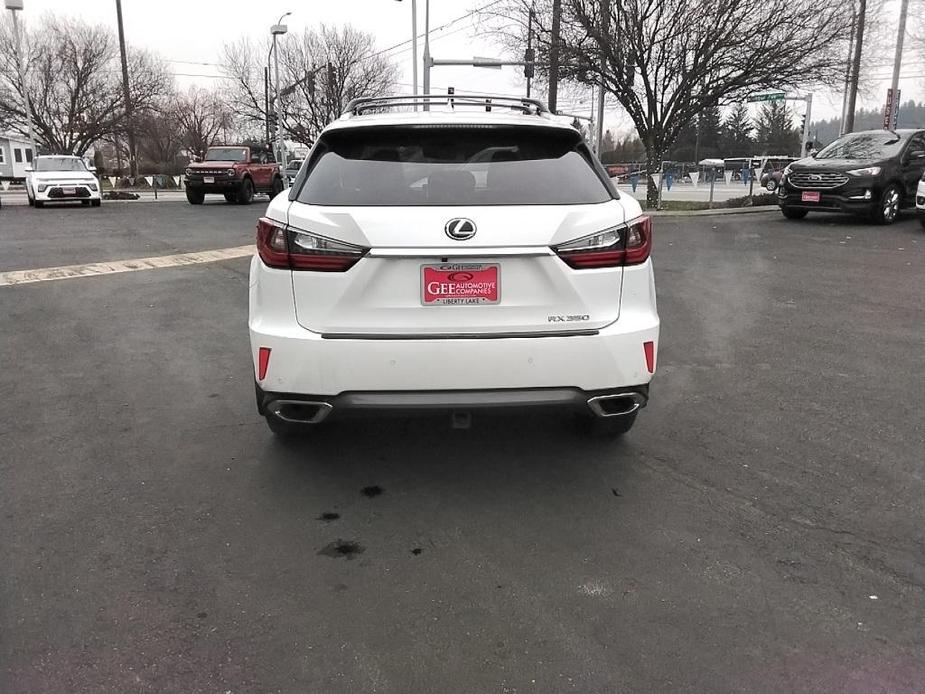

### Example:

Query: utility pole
xmin=548 ymin=0 xmax=562 ymax=112
xmin=5 ymin=0 xmax=37 ymax=160
xmin=839 ymin=11 xmax=857 ymax=135
xmin=888 ymin=0 xmax=909 ymax=127
xmin=526 ymin=5 xmax=534 ymax=98
xmin=844 ymin=0 xmax=866 ymax=133
xmin=594 ymin=0 xmax=608 ymax=156
xmin=115 ymin=0 xmax=136 ymax=177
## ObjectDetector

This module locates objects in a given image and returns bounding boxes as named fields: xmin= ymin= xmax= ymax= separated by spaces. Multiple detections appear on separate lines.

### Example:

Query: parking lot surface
xmin=2 ymin=202 xmax=924 ymax=693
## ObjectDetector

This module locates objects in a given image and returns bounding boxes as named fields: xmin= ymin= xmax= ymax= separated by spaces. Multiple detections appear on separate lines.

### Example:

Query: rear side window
xmin=297 ymin=126 xmax=612 ymax=206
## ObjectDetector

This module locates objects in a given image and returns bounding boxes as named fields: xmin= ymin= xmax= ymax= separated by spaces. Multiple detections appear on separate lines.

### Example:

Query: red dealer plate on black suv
xmin=801 ymin=191 xmax=821 ymax=203
xmin=422 ymin=264 xmax=500 ymax=305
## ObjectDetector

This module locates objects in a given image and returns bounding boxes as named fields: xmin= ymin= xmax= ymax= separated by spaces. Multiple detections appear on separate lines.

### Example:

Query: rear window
xmin=296 ymin=126 xmax=612 ymax=206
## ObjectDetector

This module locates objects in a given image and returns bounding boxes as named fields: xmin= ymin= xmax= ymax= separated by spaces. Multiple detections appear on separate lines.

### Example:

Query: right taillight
xmin=553 ymin=216 xmax=652 ymax=269
xmin=256 ymin=217 xmax=368 ymax=272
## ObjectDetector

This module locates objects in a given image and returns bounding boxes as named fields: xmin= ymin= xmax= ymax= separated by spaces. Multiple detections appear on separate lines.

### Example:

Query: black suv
xmin=778 ymin=129 xmax=925 ymax=224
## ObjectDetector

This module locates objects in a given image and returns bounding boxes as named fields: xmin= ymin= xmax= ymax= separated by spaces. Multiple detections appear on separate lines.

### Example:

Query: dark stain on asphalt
xmin=196 ymin=611 xmax=208 ymax=619
xmin=411 ymin=548 xmax=422 ymax=555
xmin=318 ymin=540 xmax=365 ymax=560
xmin=611 ymin=487 xmax=623 ymax=497
xmin=361 ymin=485 xmax=383 ymax=498
xmin=317 ymin=512 xmax=340 ymax=522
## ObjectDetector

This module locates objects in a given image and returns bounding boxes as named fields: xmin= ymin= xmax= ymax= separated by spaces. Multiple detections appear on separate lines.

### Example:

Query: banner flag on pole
xmin=108 ymin=176 xmax=117 ymax=188
xmin=173 ymin=176 xmax=181 ymax=186
xmin=689 ymin=171 xmax=699 ymax=187
xmin=144 ymin=176 xmax=154 ymax=187
xmin=724 ymin=170 xmax=733 ymax=186
xmin=0 ymin=180 xmax=9 ymax=191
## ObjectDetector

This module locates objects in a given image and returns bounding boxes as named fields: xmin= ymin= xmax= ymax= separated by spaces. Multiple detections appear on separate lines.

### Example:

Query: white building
xmin=0 ymin=133 xmax=34 ymax=179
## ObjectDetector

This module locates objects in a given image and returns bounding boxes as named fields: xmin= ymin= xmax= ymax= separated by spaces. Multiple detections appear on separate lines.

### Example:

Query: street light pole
xmin=4 ymin=0 xmax=37 ymax=161
xmin=422 ymin=0 xmax=430 ymax=110
xmin=270 ymin=12 xmax=291 ymax=169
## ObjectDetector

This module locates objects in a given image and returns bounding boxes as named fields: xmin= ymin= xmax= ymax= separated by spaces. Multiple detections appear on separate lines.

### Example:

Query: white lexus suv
xmin=249 ymin=94 xmax=659 ymax=437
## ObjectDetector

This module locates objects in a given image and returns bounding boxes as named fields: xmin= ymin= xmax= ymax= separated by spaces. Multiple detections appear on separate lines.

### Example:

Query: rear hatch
xmin=284 ymin=124 xmax=629 ymax=337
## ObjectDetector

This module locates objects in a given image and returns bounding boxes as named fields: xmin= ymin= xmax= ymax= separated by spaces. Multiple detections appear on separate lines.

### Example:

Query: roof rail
xmin=342 ymin=93 xmax=549 ymax=117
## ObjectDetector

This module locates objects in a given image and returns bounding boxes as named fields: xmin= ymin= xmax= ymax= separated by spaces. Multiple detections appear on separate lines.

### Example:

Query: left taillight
xmin=553 ymin=216 xmax=652 ymax=269
xmin=256 ymin=217 xmax=368 ymax=272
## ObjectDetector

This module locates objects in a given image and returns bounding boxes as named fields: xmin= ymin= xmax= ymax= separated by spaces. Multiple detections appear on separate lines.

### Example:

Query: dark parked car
xmin=760 ymin=169 xmax=783 ymax=191
xmin=284 ymin=158 xmax=303 ymax=185
xmin=778 ymin=129 xmax=925 ymax=224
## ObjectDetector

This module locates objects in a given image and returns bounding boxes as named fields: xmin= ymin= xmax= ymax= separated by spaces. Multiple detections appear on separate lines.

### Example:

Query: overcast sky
xmin=12 ymin=0 xmax=922 ymax=136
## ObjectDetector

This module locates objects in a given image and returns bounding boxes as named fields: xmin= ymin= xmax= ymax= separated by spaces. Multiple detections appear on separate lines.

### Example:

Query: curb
xmin=648 ymin=206 xmax=778 ymax=217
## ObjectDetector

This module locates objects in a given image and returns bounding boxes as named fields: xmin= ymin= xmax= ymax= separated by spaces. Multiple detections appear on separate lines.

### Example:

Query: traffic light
xmin=524 ymin=48 xmax=535 ymax=79
xmin=800 ymin=113 xmax=807 ymax=134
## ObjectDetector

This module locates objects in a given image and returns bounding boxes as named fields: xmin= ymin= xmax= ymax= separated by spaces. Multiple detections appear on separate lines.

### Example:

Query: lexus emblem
xmin=445 ymin=218 xmax=477 ymax=241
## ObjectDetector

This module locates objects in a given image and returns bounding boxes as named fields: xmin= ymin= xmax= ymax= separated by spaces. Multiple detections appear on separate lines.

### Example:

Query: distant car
xmin=778 ymin=129 xmax=925 ymax=224
xmin=184 ymin=145 xmax=284 ymax=205
xmin=760 ymin=168 xmax=789 ymax=191
xmin=284 ymin=158 xmax=303 ymax=185
xmin=25 ymin=155 xmax=101 ymax=208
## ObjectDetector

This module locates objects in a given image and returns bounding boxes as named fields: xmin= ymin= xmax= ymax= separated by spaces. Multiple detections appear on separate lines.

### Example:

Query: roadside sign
xmin=747 ymin=92 xmax=785 ymax=103
xmin=883 ymin=89 xmax=894 ymax=129
xmin=892 ymin=89 xmax=901 ymax=130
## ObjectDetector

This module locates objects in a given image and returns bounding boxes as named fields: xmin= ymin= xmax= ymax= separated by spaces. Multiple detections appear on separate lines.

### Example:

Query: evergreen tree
xmin=697 ymin=106 xmax=723 ymax=159
xmin=721 ymin=103 xmax=755 ymax=157
xmin=754 ymin=101 xmax=799 ymax=155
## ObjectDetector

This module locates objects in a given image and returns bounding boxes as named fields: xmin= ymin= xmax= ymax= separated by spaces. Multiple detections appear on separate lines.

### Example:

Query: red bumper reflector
xmin=257 ymin=347 xmax=271 ymax=381
xmin=643 ymin=341 xmax=655 ymax=373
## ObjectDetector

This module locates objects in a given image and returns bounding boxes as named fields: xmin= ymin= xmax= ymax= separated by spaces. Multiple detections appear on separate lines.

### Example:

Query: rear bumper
xmin=257 ymin=384 xmax=649 ymax=422
xmin=248 ymin=257 xmax=659 ymax=397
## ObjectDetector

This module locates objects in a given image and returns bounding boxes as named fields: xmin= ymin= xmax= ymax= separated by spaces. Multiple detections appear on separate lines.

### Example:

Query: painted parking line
xmin=0 ymin=245 xmax=255 ymax=287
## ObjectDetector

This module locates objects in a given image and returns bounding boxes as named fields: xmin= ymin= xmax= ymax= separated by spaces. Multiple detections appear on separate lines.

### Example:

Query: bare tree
xmin=220 ymin=25 xmax=399 ymax=148
xmin=175 ymin=87 xmax=233 ymax=159
xmin=278 ymin=25 xmax=399 ymax=145
xmin=219 ymin=37 xmax=269 ymax=138
xmin=0 ymin=15 xmax=171 ymax=156
xmin=135 ymin=100 xmax=184 ymax=172
xmin=483 ymin=0 xmax=853 ymax=205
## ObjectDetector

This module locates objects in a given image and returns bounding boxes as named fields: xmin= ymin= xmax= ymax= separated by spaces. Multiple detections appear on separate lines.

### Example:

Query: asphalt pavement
xmin=1 ymin=201 xmax=924 ymax=693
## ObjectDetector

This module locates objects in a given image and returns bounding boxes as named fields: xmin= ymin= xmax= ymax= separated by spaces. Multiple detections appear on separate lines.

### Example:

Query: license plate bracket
xmin=801 ymin=191 xmax=821 ymax=203
xmin=422 ymin=263 xmax=500 ymax=305
xmin=62 ymin=187 xmax=77 ymax=195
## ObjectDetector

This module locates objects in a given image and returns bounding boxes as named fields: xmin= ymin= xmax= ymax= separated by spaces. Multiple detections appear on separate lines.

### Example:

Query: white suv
xmin=249 ymin=94 xmax=659 ymax=437
xmin=26 ymin=155 xmax=102 ymax=208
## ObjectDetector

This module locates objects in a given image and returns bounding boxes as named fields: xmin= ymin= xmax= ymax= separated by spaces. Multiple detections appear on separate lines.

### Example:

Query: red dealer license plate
xmin=801 ymin=191 xmax=821 ymax=203
xmin=422 ymin=263 xmax=500 ymax=305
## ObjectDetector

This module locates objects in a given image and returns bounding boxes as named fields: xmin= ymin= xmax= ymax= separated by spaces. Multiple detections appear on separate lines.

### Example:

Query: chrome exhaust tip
xmin=268 ymin=399 xmax=333 ymax=424
xmin=586 ymin=392 xmax=647 ymax=418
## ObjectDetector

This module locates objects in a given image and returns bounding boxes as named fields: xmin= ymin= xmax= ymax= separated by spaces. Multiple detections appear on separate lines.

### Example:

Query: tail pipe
xmin=586 ymin=391 xmax=648 ymax=418
xmin=267 ymin=399 xmax=333 ymax=424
